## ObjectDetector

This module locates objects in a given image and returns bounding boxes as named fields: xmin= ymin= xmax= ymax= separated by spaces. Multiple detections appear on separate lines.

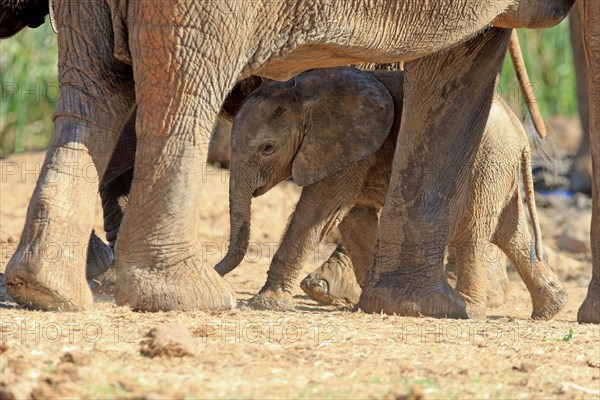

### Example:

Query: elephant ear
xmin=292 ymin=67 xmax=395 ymax=186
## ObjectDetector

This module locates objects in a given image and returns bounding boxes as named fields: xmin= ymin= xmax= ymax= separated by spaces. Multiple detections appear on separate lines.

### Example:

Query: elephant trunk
xmin=215 ymin=168 xmax=254 ymax=276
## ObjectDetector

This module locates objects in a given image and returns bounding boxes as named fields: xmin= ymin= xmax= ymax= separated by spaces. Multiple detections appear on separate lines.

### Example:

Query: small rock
xmin=59 ymin=351 xmax=91 ymax=366
xmin=586 ymin=358 xmax=600 ymax=369
xmin=557 ymin=214 xmax=592 ymax=253
xmin=140 ymin=323 xmax=195 ymax=358
xmin=513 ymin=362 xmax=537 ymax=373
xmin=382 ymin=386 xmax=424 ymax=400
xmin=573 ymin=193 xmax=592 ymax=210
xmin=0 ymin=390 xmax=15 ymax=400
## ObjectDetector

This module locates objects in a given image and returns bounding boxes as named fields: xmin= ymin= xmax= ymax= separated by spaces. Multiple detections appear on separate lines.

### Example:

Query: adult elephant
xmin=2 ymin=0 xmax=573 ymax=315
xmin=568 ymin=7 xmax=592 ymax=194
xmin=575 ymin=0 xmax=600 ymax=324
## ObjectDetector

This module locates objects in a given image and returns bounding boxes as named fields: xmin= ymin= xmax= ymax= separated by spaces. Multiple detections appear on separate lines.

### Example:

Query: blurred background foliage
xmin=499 ymin=22 xmax=577 ymax=120
xmin=1 ymin=22 xmax=58 ymax=157
xmin=0 ymin=17 xmax=579 ymax=157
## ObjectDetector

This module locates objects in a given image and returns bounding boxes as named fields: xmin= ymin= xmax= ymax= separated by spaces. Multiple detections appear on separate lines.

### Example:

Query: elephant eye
xmin=261 ymin=142 xmax=276 ymax=155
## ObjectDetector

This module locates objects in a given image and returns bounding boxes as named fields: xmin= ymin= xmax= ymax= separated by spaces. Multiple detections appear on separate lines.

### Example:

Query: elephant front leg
xmin=250 ymin=162 xmax=371 ymax=311
xmin=577 ymin=0 xmax=600 ymax=324
xmin=113 ymin=6 xmax=238 ymax=311
xmin=359 ymin=28 xmax=513 ymax=318
xmin=3 ymin=2 xmax=135 ymax=311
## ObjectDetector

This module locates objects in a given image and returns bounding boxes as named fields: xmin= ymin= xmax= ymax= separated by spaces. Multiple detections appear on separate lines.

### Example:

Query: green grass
xmin=0 ymin=19 xmax=578 ymax=157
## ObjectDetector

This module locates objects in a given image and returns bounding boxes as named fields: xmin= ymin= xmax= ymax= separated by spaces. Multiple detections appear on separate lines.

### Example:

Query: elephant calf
xmin=216 ymin=67 xmax=567 ymax=319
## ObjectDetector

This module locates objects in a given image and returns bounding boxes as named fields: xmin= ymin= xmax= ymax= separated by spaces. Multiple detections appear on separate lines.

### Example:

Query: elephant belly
xmin=254 ymin=43 xmax=409 ymax=82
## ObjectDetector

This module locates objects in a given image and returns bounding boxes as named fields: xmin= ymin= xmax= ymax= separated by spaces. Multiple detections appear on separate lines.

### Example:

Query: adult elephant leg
xmin=113 ymin=3 xmax=236 ymax=311
xmin=4 ymin=0 xmax=135 ymax=310
xmin=568 ymin=6 xmax=592 ymax=194
xmin=86 ymin=110 xmax=136 ymax=282
xmin=99 ymin=109 xmax=137 ymax=249
xmin=359 ymin=28 xmax=512 ymax=318
xmin=578 ymin=0 xmax=600 ymax=324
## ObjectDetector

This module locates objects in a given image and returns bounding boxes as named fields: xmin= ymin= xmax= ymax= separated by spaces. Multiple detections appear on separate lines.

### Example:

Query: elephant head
xmin=0 ymin=0 xmax=49 ymax=38
xmin=215 ymin=67 xmax=394 ymax=276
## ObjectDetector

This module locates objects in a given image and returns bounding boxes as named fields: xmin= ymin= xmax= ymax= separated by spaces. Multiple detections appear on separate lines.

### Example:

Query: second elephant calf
xmin=216 ymin=67 xmax=567 ymax=319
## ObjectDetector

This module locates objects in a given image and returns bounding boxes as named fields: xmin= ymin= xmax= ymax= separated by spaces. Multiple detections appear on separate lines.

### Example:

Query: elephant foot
xmin=86 ymin=231 xmax=116 ymax=295
xmin=465 ymin=306 xmax=486 ymax=320
xmin=459 ymin=295 xmax=487 ymax=320
xmin=5 ymin=259 xmax=93 ymax=311
xmin=300 ymin=251 xmax=361 ymax=306
xmin=577 ymin=278 xmax=600 ymax=324
xmin=530 ymin=280 xmax=568 ymax=320
xmin=358 ymin=268 xmax=468 ymax=319
xmin=86 ymin=231 xmax=114 ymax=280
xmin=115 ymin=258 xmax=236 ymax=312
xmin=248 ymin=289 xmax=295 ymax=311
xmin=568 ymin=154 xmax=592 ymax=194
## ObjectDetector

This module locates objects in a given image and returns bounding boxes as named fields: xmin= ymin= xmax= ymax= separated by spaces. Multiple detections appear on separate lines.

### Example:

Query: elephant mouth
xmin=253 ymin=187 xmax=266 ymax=197
xmin=253 ymin=185 xmax=272 ymax=197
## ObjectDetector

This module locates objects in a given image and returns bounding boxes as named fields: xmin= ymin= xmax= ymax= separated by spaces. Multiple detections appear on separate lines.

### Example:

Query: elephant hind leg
xmin=446 ymin=244 xmax=509 ymax=308
xmin=451 ymin=240 xmax=488 ymax=320
xmin=300 ymin=205 xmax=378 ymax=306
xmin=484 ymin=251 xmax=509 ymax=308
xmin=493 ymin=193 xmax=567 ymax=320
xmin=300 ymin=244 xmax=361 ymax=306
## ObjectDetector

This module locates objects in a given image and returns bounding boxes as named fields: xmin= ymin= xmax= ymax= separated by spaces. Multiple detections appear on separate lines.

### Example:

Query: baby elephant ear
xmin=292 ymin=68 xmax=395 ymax=186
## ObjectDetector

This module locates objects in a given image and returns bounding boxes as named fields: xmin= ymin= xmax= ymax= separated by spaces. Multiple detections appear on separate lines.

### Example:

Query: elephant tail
xmin=521 ymin=146 xmax=544 ymax=261
xmin=509 ymin=30 xmax=547 ymax=140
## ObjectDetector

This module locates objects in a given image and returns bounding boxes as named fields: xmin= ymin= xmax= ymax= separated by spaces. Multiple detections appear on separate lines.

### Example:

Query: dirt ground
xmin=1 ymin=147 xmax=599 ymax=399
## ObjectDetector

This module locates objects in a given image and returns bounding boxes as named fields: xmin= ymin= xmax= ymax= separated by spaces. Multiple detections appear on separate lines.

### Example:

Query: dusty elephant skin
xmin=218 ymin=67 xmax=566 ymax=319
xmin=1 ymin=0 xmax=574 ymax=313
xmin=576 ymin=0 xmax=600 ymax=324
xmin=90 ymin=34 xmax=538 ymax=303
xmin=567 ymin=6 xmax=592 ymax=194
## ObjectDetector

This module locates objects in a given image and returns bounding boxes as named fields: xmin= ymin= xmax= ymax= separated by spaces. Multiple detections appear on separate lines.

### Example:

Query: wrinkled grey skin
xmin=86 ymin=112 xmax=234 ymax=293
xmin=576 ymin=0 xmax=600 ymax=324
xmin=2 ymin=0 xmax=574 ymax=314
xmin=217 ymin=67 xmax=567 ymax=319
xmin=568 ymin=7 xmax=591 ymax=194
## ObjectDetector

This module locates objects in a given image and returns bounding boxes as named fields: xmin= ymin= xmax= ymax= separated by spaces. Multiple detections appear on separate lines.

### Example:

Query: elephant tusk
xmin=48 ymin=0 xmax=57 ymax=34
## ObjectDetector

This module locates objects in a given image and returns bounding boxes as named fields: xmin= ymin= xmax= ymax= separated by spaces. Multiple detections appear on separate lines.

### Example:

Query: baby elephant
xmin=216 ymin=67 xmax=567 ymax=319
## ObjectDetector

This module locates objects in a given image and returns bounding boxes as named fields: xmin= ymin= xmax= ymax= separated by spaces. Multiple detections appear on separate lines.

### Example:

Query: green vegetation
xmin=500 ymin=21 xmax=577 ymax=119
xmin=0 ymin=19 xmax=578 ymax=157
xmin=558 ymin=328 xmax=574 ymax=342
xmin=1 ymin=22 xmax=58 ymax=157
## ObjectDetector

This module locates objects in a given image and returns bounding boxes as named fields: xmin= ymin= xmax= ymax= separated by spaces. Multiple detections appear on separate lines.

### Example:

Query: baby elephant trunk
xmin=215 ymin=185 xmax=253 ymax=276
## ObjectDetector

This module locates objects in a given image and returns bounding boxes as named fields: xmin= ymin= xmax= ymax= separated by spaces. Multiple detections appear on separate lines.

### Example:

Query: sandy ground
xmin=0 ymin=150 xmax=599 ymax=399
